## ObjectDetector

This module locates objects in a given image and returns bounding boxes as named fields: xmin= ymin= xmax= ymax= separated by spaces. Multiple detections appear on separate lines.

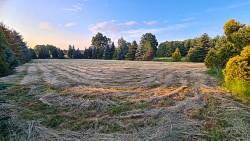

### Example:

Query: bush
xmin=205 ymin=43 xmax=239 ymax=69
xmin=204 ymin=48 xmax=219 ymax=68
xmin=172 ymin=48 xmax=182 ymax=62
xmin=223 ymin=46 xmax=250 ymax=96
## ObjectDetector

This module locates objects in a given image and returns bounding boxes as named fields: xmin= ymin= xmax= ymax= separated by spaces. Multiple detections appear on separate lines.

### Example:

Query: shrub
xmin=204 ymin=48 xmax=219 ymax=68
xmin=223 ymin=46 xmax=250 ymax=96
xmin=172 ymin=48 xmax=182 ymax=62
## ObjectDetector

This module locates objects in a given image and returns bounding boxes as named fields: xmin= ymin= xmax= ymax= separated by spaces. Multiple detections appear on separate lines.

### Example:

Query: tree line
xmin=0 ymin=23 xmax=36 ymax=77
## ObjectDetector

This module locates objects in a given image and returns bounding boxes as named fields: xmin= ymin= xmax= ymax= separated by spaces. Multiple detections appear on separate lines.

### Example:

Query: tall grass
xmin=225 ymin=80 xmax=250 ymax=97
xmin=206 ymin=68 xmax=250 ymax=98
xmin=205 ymin=68 xmax=224 ymax=80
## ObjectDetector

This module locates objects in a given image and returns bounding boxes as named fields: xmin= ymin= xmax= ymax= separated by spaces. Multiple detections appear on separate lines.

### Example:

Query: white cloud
xmin=64 ymin=22 xmax=77 ymax=27
xmin=39 ymin=22 xmax=51 ymax=30
xmin=181 ymin=17 xmax=195 ymax=22
xmin=89 ymin=20 xmax=187 ymax=42
xmin=89 ymin=20 xmax=137 ymax=35
xmin=123 ymin=24 xmax=186 ymax=38
xmin=143 ymin=21 xmax=159 ymax=25
xmin=118 ymin=21 xmax=137 ymax=26
xmin=63 ymin=3 xmax=82 ymax=11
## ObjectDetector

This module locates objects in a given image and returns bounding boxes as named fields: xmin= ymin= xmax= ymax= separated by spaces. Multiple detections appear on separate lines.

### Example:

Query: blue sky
xmin=1 ymin=0 xmax=250 ymax=49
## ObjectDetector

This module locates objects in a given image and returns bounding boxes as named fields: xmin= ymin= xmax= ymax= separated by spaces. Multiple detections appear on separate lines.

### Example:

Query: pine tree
xmin=172 ymin=48 xmax=182 ymax=62
xmin=91 ymin=46 xmax=97 ymax=59
xmin=186 ymin=33 xmax=211 ymax=62
xmin=29 ymin=48 xmax=37 ymax=59
xmin=127 ymin=40 xmax=138 ymax=60
xmin=67 ymin=45 xmax=73 ymax=58
xmin=143 ymin=42 xmax=154 ymax=61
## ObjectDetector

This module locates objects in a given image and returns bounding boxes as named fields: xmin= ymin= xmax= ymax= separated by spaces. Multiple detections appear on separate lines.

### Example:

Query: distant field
xmin=153 ymin=57 xmax=186 ymax=62
xmin=0 ymin=59 xmax=249 ymax=140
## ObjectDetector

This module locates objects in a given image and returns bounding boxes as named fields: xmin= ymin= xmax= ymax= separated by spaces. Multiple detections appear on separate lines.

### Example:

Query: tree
xmin=205 ymin=19 xmax=250 ymax=69
xmin=143 ymin=42 xmax=154 ymax=61
xmin=136 ymin=34 xmax=157 ymax=61
xmin=91 ymin=46 xmax=97 ymax=59
xmin=186 ymin=33 xmax=211 ymax=62
xmin=223 ymin=46 xmax=250 ymax=95
xmin=172 ymin=48 xmax=182 ymax=62
xmin=156 ymin=43 xmax=167 ymax=57
xmin=29 ymin=48 xmax=37 ymax=59
xmin=91 ymin=32 xmax=111 ymax=59
xmin=139 ymin=33 xmax=158 ymax=56
xmin=110 ymin=42 xmax=115 ymax=59
xmin=37 ymin=47 xmax=50 ymax=59
xmin=224 ymin=19 xmax=244 ymax=42
xmin=117 ymin=37 xmax=128 ymax=60
xmin=0 ymin=23 xmax=31 ymax=64
xmin=51 ymin=47 xmax=58 ymax=59
xmin=0 ymin=31 xmax=11 ymax=76
xmin=127 ymin=41 xmax=138 ymax=60
xmin=57 ymin=49 xmax=65 ymax=59
xmin=73 ymin=48 xmax=82 ymax=59
xmin=67 ymin=45 xmax=74 ymax=58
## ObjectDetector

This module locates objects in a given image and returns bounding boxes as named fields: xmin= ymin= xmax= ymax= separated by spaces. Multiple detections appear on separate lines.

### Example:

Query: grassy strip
xmin=206 ymin=68 xmax=250 ymax=100
xmin=153 ymin=57 xmax=186 ymax=62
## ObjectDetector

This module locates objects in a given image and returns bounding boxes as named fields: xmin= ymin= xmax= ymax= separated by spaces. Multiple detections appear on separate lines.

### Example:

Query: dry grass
xmin=0 ymin=59 xmax=249 ymax=140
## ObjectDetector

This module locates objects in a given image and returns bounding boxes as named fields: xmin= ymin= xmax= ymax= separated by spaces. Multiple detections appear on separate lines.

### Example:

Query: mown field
xmin=0 ymin=59 xmax=250 ymax=141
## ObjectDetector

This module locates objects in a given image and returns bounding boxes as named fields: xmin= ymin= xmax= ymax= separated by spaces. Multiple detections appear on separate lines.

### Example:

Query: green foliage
xmin=143 ymin=42 xmax=154 ymax=61
xmin=186 ymin=33 xmax=211 ymax=62
xmin=223 ymin=19 xmax=244 ymax=42
xmin=0 ymin=30 xmax=17 ymax=77
xmin=0 ymin=23 xmax=31 ymax=64
xmin=156 ymin=43 xmax=167 ymax=57
xmin=136 ymin=33 xmax=158 ymax=60
xmin=127 ymin=40 xmax=138 ymax=60
xmin=139 ymin=33 xmax=158 ymax=55
xmin=29 ymin=48 xmax=37 ymax=59
xmin=172 ymin=47 xmax=182 ymax=62
xmin=91 ymin=32 xmax=111 ymax=59
xmin=205 ymin=68 xmax=224 ymax=80
xmin=117 ymin=37 xmax=128 ymax=60
xmin=223 ymin=46 xmax=250 ymax=96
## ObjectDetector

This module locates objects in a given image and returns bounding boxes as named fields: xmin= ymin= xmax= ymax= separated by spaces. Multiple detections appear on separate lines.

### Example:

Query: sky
xmin=1 ymin=0 xmax=250 ymax=50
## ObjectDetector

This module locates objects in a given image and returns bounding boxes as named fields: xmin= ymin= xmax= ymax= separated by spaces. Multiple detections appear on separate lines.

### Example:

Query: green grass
xmin=5 ymin=85 xmax=31 ymax=102
xmin=147 ymin=82 xmax=161 ymax=88
xmin=153 ymin=57 xmax=186 ymax=62
xmin=205 ymin=68 xmax=224 ymax=80
xmin=225 ymin=80 xmax=250 ymax=98
xmin=0 ymin=82 xmax=12 ymax=90
xmin=107 ymin=105 xmax=130 ymax=116
xmin=43 ymin=115 xmax=67 ymax=128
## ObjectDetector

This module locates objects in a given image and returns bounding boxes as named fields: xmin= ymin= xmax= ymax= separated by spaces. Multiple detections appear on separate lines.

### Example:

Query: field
xmin=0 ymin=59 xmax=250 ymax=140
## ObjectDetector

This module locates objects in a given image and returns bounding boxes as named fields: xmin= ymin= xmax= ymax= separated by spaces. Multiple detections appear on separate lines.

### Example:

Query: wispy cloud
xmin=206 ymin=2 xmax=250 ymax=12
xmin=143 ymin=21 xmax=159 ymax=25
xmin=89 ymin=20 xmax=187 ymax=41
xmin=123 ymin=24 xmax=187 ymax=38
xmin=118 ymin=21 xmax=137 ymax=26
xmin=89 ymin=20 xmax=137 ymax=35
xmin=63 ymin=3 xmax=82 ymax=11
xmin=39 ymin=22 xmax=51 ymax=30
xmin=64 ymin=22 xmax=77 ymax=27
xmin=182 ymin=17 xmax=195 ymax=22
